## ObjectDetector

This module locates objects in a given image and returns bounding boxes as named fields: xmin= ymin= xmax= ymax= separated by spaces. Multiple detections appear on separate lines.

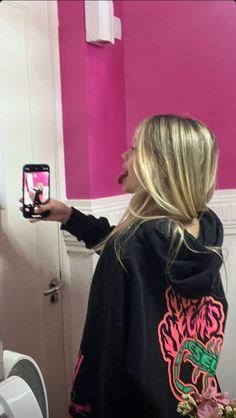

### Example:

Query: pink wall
xmin=122 ymin=0 xmax=236 ymax=189
xmin=58 ymin=0 xmax=90 ymax=198
xmin=58 ymin=0 xmax=126 ymax=199
xmin=86 ymin=1 xmax=126 ymax=198
xmin=58 ymin=0 xmax=236 ymax=198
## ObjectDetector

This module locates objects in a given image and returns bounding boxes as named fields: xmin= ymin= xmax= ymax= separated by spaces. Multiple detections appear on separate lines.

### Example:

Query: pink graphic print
xmin=72 ymin=352 xmax=84 ymax=386
xmin=70 ymin=352 xmax=92 ymax=417
xmin=158 ymin=287 xmax=225 ymax=401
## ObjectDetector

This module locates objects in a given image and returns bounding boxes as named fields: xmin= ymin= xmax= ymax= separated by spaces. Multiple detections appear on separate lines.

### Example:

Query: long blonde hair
xmin=97 ymin=115 xmax=219 ymax=262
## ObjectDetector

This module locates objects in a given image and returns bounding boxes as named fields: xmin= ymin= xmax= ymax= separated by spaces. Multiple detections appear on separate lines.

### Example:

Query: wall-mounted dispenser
xmin=0 ymin=350 xmax=49 ymax=418
xmin=85 ymin=0 xmax=121 ymax=46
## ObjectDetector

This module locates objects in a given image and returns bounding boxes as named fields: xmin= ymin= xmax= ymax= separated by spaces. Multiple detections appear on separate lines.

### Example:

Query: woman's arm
xmin=32 ymin=198 xmax=114 ymax=248
xmin=61 ymin=207 xmax=114 ymax=248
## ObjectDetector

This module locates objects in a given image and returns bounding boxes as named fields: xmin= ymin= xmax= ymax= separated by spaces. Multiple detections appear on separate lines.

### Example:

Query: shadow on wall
xmin=0 ymin=214 xmax=45 ymax=365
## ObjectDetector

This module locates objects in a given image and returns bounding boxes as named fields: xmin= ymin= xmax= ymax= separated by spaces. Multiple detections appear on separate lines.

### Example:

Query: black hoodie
xmin=63 ymin=208 xmax=228 ymax=418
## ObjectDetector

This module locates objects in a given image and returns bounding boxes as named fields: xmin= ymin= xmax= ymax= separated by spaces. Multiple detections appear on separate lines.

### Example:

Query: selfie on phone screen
xmin=23 ymin=165 xmax=50 ymax=217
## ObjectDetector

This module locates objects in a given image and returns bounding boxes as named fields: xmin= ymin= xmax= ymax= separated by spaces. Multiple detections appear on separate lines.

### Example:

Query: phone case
xmin=22 ymin=164 xmax=50 ymax=218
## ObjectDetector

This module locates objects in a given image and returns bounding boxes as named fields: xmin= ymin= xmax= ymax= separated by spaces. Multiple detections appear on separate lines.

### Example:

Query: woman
xmin=33 ymin=115 xmax=228 ymax=418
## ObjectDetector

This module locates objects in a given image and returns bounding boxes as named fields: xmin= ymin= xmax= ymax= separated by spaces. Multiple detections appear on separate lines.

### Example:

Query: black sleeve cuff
xmin=60 ymin=207 xmax=114 ymax=248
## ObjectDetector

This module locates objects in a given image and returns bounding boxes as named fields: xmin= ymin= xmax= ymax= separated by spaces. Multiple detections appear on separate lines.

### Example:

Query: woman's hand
xmin=19 ymin=198 xmax=72 ymax=224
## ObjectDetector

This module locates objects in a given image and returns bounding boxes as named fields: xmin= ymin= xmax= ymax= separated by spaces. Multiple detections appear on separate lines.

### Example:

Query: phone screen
xmin=23 ymin=164 xmax=50 ymax=218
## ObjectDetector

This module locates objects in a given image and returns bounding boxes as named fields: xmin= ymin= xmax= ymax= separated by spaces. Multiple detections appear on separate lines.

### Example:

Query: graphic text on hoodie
xmin=158 ymin=287 xmax=225 ymax=400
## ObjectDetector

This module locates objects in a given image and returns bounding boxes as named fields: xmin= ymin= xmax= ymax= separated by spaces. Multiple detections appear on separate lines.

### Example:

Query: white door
xmin=0 ymin=1 xmax=69 ymax=417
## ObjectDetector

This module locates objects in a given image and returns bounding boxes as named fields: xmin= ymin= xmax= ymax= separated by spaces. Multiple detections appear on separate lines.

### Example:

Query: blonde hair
xmin=97 ymin=115 xmax=220 ymax=264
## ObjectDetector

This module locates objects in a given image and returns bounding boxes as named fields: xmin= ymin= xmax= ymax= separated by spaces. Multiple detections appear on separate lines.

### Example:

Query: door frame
xmin=46 ymin=0 xmax=73 ymax=388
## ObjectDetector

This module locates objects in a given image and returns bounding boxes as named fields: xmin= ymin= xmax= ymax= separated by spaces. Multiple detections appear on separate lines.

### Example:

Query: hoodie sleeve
xmin=61 ymin=207 xmax=115 ymax=248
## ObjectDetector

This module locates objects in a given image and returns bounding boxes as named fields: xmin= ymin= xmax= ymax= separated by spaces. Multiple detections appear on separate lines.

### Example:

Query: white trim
xmin=209 ymin=189 xmax=236 ymax=235
xmin=63 ymin=194 xmax=130 ymax=252
xmin=48 ymin=1 xmax=72 ymax=394
xmin=65 ymin=193 xmax=130 ymax=217
xmin=48 ymin=1 xmax=66 ymax=201
xmin=63 ymin=189 xmax=236 ymax=251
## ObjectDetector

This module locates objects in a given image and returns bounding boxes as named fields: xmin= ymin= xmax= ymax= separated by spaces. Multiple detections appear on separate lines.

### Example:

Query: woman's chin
xmin=121 ymin=182 xmax=135 ymax=194
xmin=121 ymin=182 xmax=128 ymax=193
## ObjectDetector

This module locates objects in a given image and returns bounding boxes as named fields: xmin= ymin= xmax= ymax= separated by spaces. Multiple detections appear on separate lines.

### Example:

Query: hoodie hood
xmin=147 ymin=209 xmax=224 ymax=298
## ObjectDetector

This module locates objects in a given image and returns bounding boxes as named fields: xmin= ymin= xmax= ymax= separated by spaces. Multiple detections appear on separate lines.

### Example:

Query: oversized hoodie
xmin=63 ymin=207 xmax=228 ymax=418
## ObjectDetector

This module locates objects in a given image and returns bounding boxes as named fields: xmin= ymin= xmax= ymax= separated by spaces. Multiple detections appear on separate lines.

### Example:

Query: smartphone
xmin=22 ymin=164 xmax=50 ymax=218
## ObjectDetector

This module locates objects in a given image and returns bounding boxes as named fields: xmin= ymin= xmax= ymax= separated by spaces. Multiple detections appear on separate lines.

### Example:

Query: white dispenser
xmin=0 ymin=350 xmax=48 ymax=418
xmin=85 ymin=0 xmax=121 ymax=45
